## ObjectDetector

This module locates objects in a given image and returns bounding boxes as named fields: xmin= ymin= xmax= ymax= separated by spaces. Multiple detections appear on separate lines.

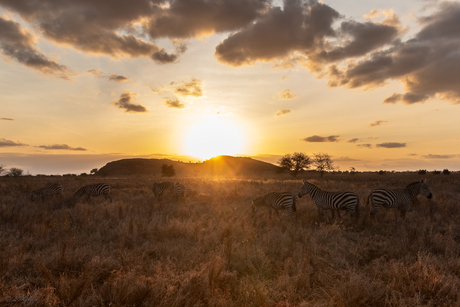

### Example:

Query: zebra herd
xmin=252 ymin=179 xmax=433 ymax=224
xmin=30 ymin=178 xmax=433 ymax=224
xmin=30 ymin=181 xmax=187 ymax=204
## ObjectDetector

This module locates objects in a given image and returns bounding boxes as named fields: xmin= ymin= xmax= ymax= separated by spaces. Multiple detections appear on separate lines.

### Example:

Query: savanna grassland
xmin=1 ymin=172 xmax=460 ymax=306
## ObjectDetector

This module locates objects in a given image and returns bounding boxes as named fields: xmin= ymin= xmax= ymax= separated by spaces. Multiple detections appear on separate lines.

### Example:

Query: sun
xmin=184 ymin=118 xmax=245 ymax=160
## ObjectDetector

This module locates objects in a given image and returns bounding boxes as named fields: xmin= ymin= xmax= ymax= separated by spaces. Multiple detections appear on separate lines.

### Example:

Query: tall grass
xmin=0 ymin=173 xmax=459 ymax=306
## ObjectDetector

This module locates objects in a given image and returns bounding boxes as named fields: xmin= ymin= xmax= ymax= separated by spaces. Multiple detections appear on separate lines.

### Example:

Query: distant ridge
xmin=96 ymin=155 xmax=281 ymax=177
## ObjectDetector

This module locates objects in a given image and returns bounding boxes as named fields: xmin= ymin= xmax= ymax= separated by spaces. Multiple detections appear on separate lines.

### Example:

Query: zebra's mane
xmin=305 ymin=180 xmax=323 ymax=191
xmin=406 ymin=181 xmax=422 ymax=189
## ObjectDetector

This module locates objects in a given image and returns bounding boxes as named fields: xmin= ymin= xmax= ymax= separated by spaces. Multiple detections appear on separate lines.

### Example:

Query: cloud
xmin=0 ymin=16 xmax=74 ymax=79
xmin=0 ymin=118 xmax=15 ymax=121
xmin=302 ymin=135 xmax=339 ymax=142
xmin=357 ymin=144 xmax=372 ymax=148
xmin=0 ymin=0 xmax=268 ymax=64
xmin=422 ymin=154 xmax=456 ymax=159
xmin=347 ymin=138 xmax=359 ymax=143
xmin=369 ymin=120 xmax=388 ymax=127
xmin=383 ymin=93 xmax=402 ymax=104
xmin=111 ymin=90 xmax=148 ymax=113
xmin=38 ymin=144 xmax=87 ymax=151
xmin=376 ymin=142 xmax=406 ymax=148
xmin=324 ymin=2 xmax=460 ymax=104
xmin=278 ymin=89 xmax=297 ymax=100
xmin=108 ymin=74 xmax=131 ymax=82
xmin=276 ymin=109 xmax=291 ymax=116
xmin=163 ymin=97 xmax=186 ymax=109
xmin=174 ymin=78 xmax=203 ymax=97
xmin=87 ymin=69 xmax=103 ymax=77
xmin=0 ymin=138 xmax=28 ymax=147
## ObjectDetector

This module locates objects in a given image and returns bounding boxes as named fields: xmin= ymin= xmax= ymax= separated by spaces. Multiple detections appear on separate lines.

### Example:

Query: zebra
xmin=173 ymin=183 xmax=187 ymax=202
xmin=251 ymin=192 xmax=297 ymax=220
xmin=74 ymin=183 xmax=112 ymax=203
xmin=298 ymin=180 xmax=359 ymax=224
xmin=368 ymin=179 xmax=432 ymax=220
xmin=31 ymin=182 xmax=63 ymax=201
xmin=152 ymin=182 xmax=174 ymax=201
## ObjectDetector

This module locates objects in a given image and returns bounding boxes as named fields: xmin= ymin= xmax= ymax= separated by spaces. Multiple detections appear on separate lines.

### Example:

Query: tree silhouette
xmin=278 ymin=152 xmax=311 ymax=178
xmin=8 ymin=167 xmax=23 ymax=177
xmin=161 ymin=164 xmax=176 ymax=177
xmin=313 ymin=153 xmax=334 ymax=177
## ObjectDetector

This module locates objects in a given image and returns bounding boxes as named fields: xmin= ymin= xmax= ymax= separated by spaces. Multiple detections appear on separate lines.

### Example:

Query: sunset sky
xmin=1 ymin=0 xmax=460 ymax=175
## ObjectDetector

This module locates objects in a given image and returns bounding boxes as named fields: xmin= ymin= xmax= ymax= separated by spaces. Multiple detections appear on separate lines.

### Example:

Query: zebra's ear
xmin=422 ymin=178 xmax=427 ymax=183
xmin=303 ymin=179 xmax=307 ymax=183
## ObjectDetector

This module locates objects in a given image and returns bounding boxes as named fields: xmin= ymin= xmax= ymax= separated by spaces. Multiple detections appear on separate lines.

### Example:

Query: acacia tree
xmin=8 ymin=167 xmax=23 ymax=177
xmin=278 ymin=152 xmax=311 ymax=178
xmin=313 ymin=153 xmax=334 ymax=177
xmin=161 ymin=164 xmax=176 ymax=177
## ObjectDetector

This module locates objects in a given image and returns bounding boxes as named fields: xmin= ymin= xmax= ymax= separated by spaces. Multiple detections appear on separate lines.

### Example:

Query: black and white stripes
xmin=31 ymin=182 xmax=63 ymax=201
xmin=298 ymin=180 xmax=359 ymax=223
xmin=74 ymin=183 xmax=112 ymax=203
xmin=368 ymin=179 xmax=432 ymax=220
xmin=252 ymin=192 xmax=297 ymax=220
xmin=173 ymin=183 xmax=187 ymax=201
xmin=152 ymin=182 xmax=174 ymax=201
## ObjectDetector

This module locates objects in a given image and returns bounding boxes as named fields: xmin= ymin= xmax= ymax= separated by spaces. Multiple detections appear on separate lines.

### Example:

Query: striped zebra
xmin=31 ymin=182 xmax=63 ymax=201
xmin=152 ymin=182 xmax=174 ymax=201
xmin=251 ymin=192 xmax=297 ymax=220
xmin=74 ymin=183 xmax=112 ymax=203
xmin=298 ymin=180 xmax=359 ymax=224
xmin=368 ymin=179 xmax=432 ymax=220
xmin=173 ymin=183 xmax=187 ymax=202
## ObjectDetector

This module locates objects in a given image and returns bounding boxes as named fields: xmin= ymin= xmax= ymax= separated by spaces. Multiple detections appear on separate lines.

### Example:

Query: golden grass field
xmin=1 ymin=172 xmax=460 ymax=306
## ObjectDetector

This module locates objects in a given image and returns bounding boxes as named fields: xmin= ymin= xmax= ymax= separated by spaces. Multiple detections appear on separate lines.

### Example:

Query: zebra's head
xmin=420 ymin=179 xmax=433 ymax=199
xmin=298 ymin=180 xmax=311 ymax=198
xmin=252 ymin=196 xmax=263 ymax=207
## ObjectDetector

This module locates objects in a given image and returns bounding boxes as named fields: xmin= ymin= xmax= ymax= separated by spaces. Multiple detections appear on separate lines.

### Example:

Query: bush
xmin=418 ymin=169 xmax=427 ymax=175
xmin=161 ymin=164 xmax=176 ymax=177
xmin=443 ymin=169 xmax=450 ymax=175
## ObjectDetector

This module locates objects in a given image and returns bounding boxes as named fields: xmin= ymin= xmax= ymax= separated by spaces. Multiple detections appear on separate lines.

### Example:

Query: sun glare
xmin=184 ymin=118 xmax=245 ymax=160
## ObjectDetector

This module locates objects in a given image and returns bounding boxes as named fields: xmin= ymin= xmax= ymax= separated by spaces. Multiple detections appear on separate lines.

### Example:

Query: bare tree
xmin=278 ymin=152 xmax=311 ymax=178
xmin=0 ymin=164 xmax=4 ymax=176
xmin=313 ymin=153 xmax=334 ymax=177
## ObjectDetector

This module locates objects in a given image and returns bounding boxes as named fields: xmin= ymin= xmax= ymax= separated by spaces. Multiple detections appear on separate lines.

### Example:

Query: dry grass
xmin=1 ymin=173 xmax=460 ymax=306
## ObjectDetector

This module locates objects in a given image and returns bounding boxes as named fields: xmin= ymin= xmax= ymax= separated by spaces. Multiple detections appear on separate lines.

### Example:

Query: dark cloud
xmin=163 ymin=97 xmax=185 ymax=109
xmin=111 ymin=91 xmax=148 ymax=113
xmin=174 ymin=78 xmax=203 ymax=97
xmin=357 ymin=144 xmax=372 ymax=148
xmin=302 ymin=135 xmax=339 ymax=142
xmin=0 ymin=118 xmax=15 ymax=121
xmin=347 ymin=138 xmax=359 ymax=143
xmin=0 ymin=16 xmax=73 ymax=79
xmin=276 ymin=109 xmax=291 ymax=116
xmin=38 ymin=144 xmax=87 ymax=151
xmin=0 ymin=0 xmax=268 ymax=64
xmin=215 ymin=1 xmax=340 ymax=66
xmin=383 ymin=93 xmax=402 ymax=104
xmin=0 ymin=138 xmax=28 ymax=147
xmin=376 ymin=142 xmax=406 ymax=148
xmin=109 ymin=74 xmax=131 ymax=82
xmin=325 ymin=2 xmax=460 ymax=104
xmin=422 ymin=154 xmax=456 ymax=159
xmin=279 ymin=89 xmax=297 ymax=100
xmin=369 ymin=120 xmax=387 ymax=127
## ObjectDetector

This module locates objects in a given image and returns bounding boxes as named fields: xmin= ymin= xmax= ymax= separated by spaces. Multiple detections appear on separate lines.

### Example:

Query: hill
xmin=96 ymin=155 xmax=282 ymax=177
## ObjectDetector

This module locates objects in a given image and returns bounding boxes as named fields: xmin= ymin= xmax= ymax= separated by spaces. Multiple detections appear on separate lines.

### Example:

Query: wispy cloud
xmin=357 ymin=144 xmax=372 ymax=149
xmin=111 ymin=91 xmax=148 ymax=113
xmin=174 ymin=78 xmax=203 ymax=97
xmin=276 ymin=109 xmax=291 ymax=116
xmin=278 ymin=89 xmax=297 ymax=100
xmin=369 ymin=120 xmax=388 ymax=127
xmin=302 ymin=135 xmax=340 ymax=142
xmin=38 ymin=144 xmax=87 ymax=151
xmin=108 ymin=74 xmax=131 ymax=82
xmin=422 ymin=154 xmax=456 ymax=159
xmin=0 ymin=138 xmax=28 ymax=147
xmin=163 ymin=97 xmax=186 ymax=109
xmin=347 ymin=138 xmax=359 ymax=143
xmin=0 ymin=118 xmax=15 ymax=121
xmin=376 ymin=142 xmax=406 ymax=148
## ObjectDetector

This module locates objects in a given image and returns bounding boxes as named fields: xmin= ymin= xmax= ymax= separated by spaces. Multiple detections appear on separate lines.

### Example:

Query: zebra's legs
xmin=104 ymin=193 xmax=112 ymax=203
